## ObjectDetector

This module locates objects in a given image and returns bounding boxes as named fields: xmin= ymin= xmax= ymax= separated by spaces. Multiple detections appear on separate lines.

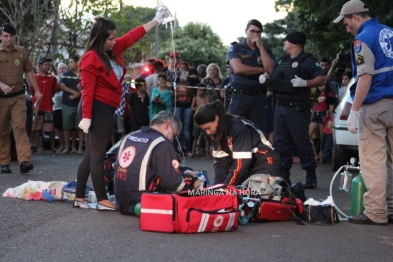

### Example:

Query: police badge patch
xmin=257 ymin=56 xmax=262 ymax=65
xmin=356 ymin=55 xmax=364 ymax=65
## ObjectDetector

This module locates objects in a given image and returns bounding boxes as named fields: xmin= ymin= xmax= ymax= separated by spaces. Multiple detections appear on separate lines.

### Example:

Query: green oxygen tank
xmin=350 ymin=171 xmax=367 ymax=216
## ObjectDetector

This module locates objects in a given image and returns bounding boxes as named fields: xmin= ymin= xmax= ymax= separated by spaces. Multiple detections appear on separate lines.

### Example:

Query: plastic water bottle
xmin=339 ymin=170 xmax=352 ymax=192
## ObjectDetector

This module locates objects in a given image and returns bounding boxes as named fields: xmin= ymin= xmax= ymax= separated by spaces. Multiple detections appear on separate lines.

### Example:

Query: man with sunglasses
xmin=113 ymin=111 xmax=201 ymax=216
xmin=226 ymin=19 xmax=275 ymax=131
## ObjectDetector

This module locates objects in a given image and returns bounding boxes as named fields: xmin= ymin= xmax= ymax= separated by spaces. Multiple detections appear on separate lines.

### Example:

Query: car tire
xmin=332 ymin=143 xmax=348 ymax=171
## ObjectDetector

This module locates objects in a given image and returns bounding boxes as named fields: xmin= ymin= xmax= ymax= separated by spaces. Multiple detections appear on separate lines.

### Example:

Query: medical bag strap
xmin=116 ymin=134 xmax=132 ymax=159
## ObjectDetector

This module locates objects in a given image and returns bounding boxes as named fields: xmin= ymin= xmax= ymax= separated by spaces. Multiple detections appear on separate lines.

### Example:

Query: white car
xmin=332 ymin=77 xmax=358 ymax=170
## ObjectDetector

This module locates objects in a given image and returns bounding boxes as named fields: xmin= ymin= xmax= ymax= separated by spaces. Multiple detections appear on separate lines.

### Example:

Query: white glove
xmin=347 ymin=110 xmax=358 ymax=134
xmin=78 ymin=118 xmax=91 ymax=134
xmin=259 ymin=73 xmax=267 ymax=84
xmin=291 ymin=75 xmax=307 ymax=87
xmin=153 ymin=7 xmax=166 ymax=24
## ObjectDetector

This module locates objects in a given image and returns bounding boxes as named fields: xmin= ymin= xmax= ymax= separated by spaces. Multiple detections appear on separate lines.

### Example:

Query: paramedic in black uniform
xmin=194 ymin=101 xmax=280 ymax=186
xmin=267 ymin=32 xmax=326 ymax=189
xmin=226 ymin=19 xmax=275 ymax=130
xmin=113 ymin=111 xmax=200 ymax=215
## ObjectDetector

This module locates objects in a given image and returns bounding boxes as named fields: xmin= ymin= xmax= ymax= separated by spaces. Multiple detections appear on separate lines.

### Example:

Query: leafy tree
xmin=110 ymin=5 xmax=173 ymax=66
xmin=59 ymin=0 xmax=118 ymax=60
xmin=286 ymin=0 xmax=393 ymax=60
xmin=248 ymin=0 xmax=393 ymax=62
xmin=159 ymin=22 xmax=227 ymax=72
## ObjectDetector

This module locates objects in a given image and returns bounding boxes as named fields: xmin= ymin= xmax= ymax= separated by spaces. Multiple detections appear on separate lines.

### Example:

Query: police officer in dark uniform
xmin=268 ymin=32 xmax=326 ymax=189
xmin=226 ymin=19 xmax=275 ymax=130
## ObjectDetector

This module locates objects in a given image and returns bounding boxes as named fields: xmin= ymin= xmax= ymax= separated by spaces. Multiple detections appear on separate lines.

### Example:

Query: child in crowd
xmin=338 ymin=71 xmax=353 ymax=102
xmin=128 ymin=78 xmax=150 ymax=132
xmin=309 ymin=81 xmax=334 ymax=161
xmin=31 ymin=57 xmax=58 ymax=153
xmin=149 ymin=73 xmax=172 ymax=120
xmin=320 ymin=100 xmax=338 ymax=164
xmin=190 ymin=84 xmax=210 ymax=158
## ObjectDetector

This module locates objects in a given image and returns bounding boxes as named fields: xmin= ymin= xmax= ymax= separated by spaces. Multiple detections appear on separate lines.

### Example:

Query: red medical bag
xmin=140 ymin=192 xmax=239 ymax=233
xmin=254 ymin=199 xmax=299 ymax=221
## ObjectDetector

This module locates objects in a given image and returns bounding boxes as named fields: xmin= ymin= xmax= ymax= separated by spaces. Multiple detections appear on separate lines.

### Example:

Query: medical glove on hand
xmin=291 ymin=75 xmax=307 ymax=87
xmin=153 ymin=7 xmax=166 ymax=24
xmin=347 ymin=110 xmax=358 ymax=134
xmin=259 ymin=73 xmax=268 ymax=84
xmin=78 ymin=118 xmax=91 ymax=134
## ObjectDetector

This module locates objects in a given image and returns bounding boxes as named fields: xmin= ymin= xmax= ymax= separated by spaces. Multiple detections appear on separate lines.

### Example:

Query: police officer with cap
xmin=266 ymin=31 xmax=326 ymax=189
xmin=0 ymin=23 xmax=42 ymax=174
xmin=226 ymin=19 xmax=275 ymax=131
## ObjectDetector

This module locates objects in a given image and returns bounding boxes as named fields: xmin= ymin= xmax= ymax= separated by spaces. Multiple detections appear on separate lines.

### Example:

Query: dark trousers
xmin=76 ymin=100 xmax=115 ymax=201
xmin=274 ymin=105 xmax=316 ymax=171
xmin=321 ymin=133 xmax=333 ymax=162
xmin=228 ymin=93 xmax=266 ymax=131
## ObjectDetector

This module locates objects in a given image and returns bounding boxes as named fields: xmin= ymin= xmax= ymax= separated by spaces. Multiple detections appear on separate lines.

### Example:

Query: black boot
xmin=303 ymin=167 xmax=317 ymax=189
xmin=280 ymin=168 xmax=291 ymax=187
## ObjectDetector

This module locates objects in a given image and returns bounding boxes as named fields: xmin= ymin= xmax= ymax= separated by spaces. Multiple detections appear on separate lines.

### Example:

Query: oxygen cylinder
xmin=350 ymin=172 xmax=367 ymax=216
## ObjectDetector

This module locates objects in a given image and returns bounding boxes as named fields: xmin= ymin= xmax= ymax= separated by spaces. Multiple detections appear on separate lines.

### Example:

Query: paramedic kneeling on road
xmin=194 ymin=101 xmax=280 ymax=186
xmin=114 ymin=111 xmax=200 ymax=215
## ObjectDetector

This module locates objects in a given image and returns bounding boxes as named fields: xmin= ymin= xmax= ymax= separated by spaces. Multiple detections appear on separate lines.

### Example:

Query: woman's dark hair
xmin=84 ymin=17 xmax=117 ymax=75
xmin=178 ymin=61 xmax=190 ymax=71
xmin=194 ymin=100 xmax=231 ymax=151
xmin=316 ymin=79 xmax=331 ymax=98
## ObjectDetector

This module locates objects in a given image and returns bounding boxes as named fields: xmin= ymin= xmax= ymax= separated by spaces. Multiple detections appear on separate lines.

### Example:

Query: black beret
xmin=1 ymin=23 xmax=16 ymax=35
xmin=247 ymin=19 xmax=263 ymax=31
xmin=286 ymin=32 xmax=307 ymax=46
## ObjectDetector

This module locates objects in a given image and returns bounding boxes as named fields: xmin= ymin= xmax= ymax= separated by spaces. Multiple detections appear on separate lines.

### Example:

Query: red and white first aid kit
xmin=140 ymin=191 xmax=239 ymax=233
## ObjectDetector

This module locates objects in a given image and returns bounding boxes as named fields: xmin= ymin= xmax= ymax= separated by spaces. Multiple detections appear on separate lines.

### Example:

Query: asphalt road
xmin=0 ymin=150 xmax=392 ymax=261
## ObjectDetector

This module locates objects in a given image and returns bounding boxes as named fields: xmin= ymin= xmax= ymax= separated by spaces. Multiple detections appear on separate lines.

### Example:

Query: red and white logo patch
xmin=119 ymin=146 xmax=135 ymax=168
xmin=213 ymin=215 xmax=224 ymax=227
xmin=172 ymin=159 xmax=180 ymax=169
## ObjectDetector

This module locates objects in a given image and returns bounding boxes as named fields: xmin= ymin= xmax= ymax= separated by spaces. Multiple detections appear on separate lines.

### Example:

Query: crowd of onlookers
xmin=31 ymin=51 xmax=352 ymax=164
xmin=29 ymin=56 xmax=84 ymax=155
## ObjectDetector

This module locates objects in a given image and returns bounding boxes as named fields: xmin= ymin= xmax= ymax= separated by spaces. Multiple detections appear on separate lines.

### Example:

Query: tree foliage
xmin=160 ymin=22 xmax=227 ymax=72
xmin=110 ymin=5 xmax=173 ymax=65
xmin=293 ymin=0 xmax=393 ymax=59
xmin=255 ymin=0 xmax=393 ymax=61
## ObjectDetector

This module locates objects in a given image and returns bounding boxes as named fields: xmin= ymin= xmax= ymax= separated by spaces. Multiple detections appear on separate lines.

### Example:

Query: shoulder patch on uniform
xmin=356 ymin=54 xmax=364 ymax=65
xmin=119 ymin=146 xmax=135 ymax=168
xmin=316 ymin=62 xmax=321 ymax=67
xmin=228 ymin=46 xmax=233 ymax=53
xmin=379 ymin=28 xmax=393 ymax=59
xmin=353 ymin=40 xmax=362 ymax=53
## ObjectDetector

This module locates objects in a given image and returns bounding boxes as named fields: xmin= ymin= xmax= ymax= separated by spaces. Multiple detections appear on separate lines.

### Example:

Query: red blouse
xmin=80 ymin=26 xmax=146 ymax=119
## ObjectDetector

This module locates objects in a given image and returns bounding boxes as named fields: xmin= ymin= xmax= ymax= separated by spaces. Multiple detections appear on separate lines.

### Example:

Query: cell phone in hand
xmin=181 ymin=71 xmax=187 ymax=80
